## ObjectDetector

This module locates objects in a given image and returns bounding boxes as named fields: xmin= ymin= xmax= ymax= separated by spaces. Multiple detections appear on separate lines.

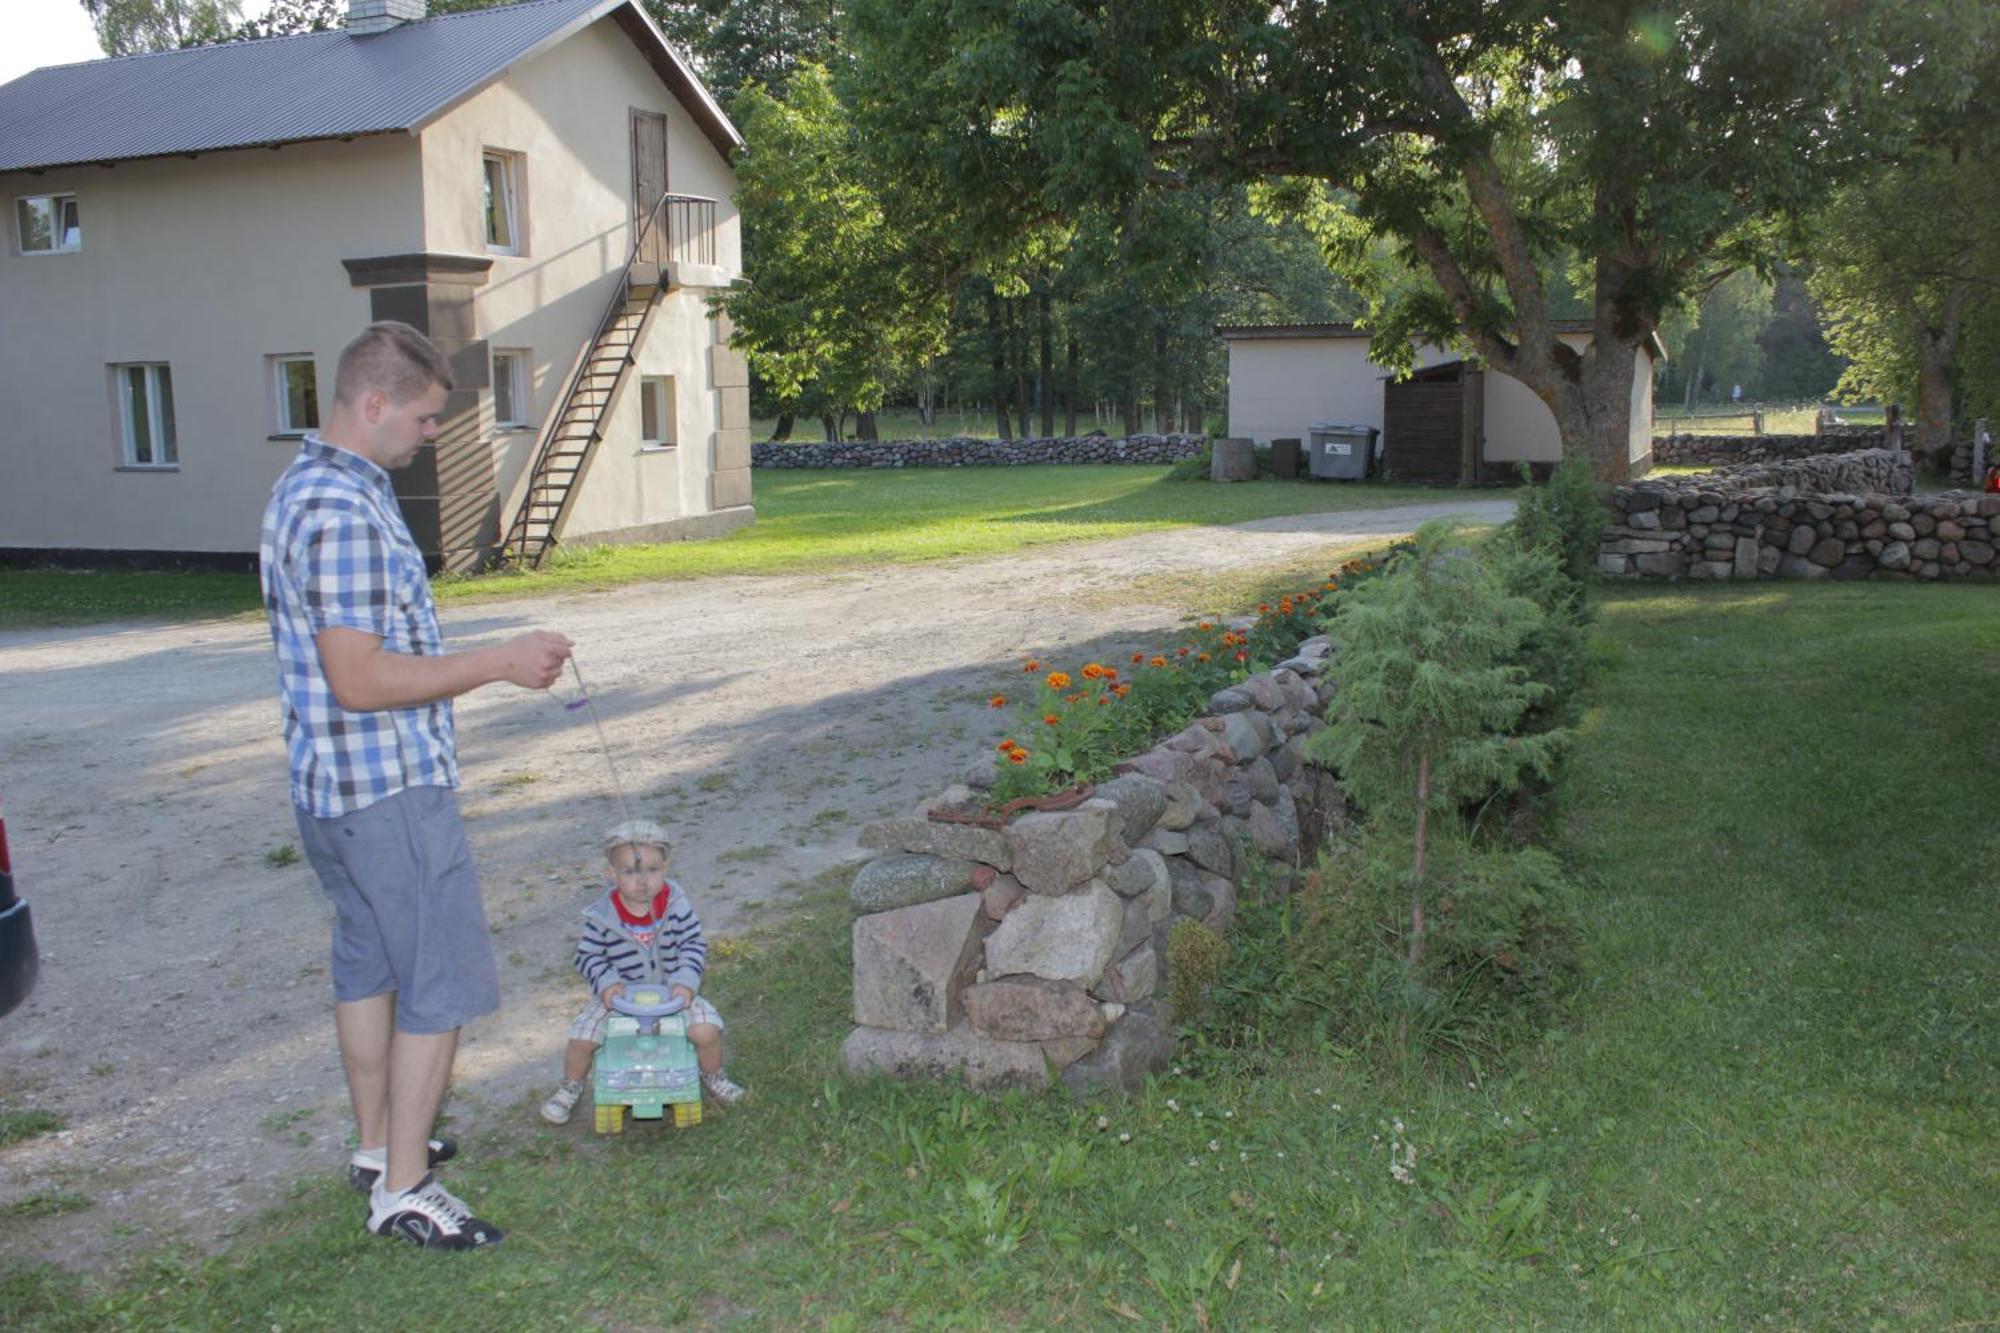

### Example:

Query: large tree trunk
xmin=769 ymin=411 xmax=794 ymax=443
xmin=1913 ymin=283 xmax=1967 ymax=457
xmin=988 ymin=290 xmax=1012 ymax=440
xmin=856 ymin=410 xmax=879 ymax=442
xmin=1038 ymin=292 xmax=1055 ymax=437
xmin=1012 ymin=299 xmax=1032 ymax=440
xmin=1063 ymin=335 xmax=1079 ymax=437
xmin=820 ymin=413 xmax=839 ymax=443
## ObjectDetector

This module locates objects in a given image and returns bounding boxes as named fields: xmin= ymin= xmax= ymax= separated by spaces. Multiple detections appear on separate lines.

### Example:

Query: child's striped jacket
xmin=573 ymin=879 xmax=707 ymax=997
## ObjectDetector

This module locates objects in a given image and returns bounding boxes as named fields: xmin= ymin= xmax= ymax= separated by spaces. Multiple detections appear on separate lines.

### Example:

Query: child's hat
xmin=603 ymin=818 xmax=673 ymax=856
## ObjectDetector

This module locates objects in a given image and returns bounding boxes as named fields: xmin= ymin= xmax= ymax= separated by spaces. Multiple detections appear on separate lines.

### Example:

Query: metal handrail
xmin=504 ymin=192 xmax=719 ymax=561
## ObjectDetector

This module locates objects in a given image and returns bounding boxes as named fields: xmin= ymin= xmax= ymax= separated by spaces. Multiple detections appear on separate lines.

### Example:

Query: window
xmin=16 ymin=193 xmax=80 ymax=254
xmin=272 ymin=355 xmax=319 ymax=434
xmin=492 ymin=349 xmax=530 ymax=428
xmin=114 ymin=364 xmax=176 ymax=467
xmin=639 ymin=375 xmax=676 ymax=448
xmin=482 ymin=151 xmax=521 ymax=254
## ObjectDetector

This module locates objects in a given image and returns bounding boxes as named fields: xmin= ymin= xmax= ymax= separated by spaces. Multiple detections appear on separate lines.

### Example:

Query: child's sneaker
xmin=540 ymin=1078 xmax=585 ymax=1125
xmin=701 ymin=1069 xmax=746 ymax=1105
xmin=368 ymin=1171 xmax=504 ymax=1249
xmin=346 ymin=1138 xmax=458 ymax=1193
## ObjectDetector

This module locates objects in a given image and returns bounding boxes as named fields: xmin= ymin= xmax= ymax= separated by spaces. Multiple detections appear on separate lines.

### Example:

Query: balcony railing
xmin=639 ymin=193 xmax=718 ymax=269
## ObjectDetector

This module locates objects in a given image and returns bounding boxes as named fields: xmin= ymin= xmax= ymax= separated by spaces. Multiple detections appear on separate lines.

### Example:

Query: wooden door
xmin=631 ymin=111 xmax=669 ymax=262
xmin=1382 ymin=366 xmax=1465 ymax=483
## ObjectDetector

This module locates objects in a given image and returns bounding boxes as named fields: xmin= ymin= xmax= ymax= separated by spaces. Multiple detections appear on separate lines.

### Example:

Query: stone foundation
xmin=841 ymin=641 xmax=1347 ymax=1095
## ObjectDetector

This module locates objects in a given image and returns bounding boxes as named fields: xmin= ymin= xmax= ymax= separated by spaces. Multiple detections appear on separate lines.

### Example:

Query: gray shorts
xmin=294 ymin=784 xmax=500 ymax=1035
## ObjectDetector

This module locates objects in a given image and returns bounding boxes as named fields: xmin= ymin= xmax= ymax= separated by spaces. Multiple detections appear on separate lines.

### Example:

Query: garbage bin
xmin=1307 ymin=423 xmax=1380 ymax=480
xmin=1269 ymin=438 xmax=1302 ymax=479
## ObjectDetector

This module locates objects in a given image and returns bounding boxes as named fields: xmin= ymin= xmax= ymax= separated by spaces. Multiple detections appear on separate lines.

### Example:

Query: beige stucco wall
xmin=1226 ymin=331 xmax=1654 ymax=468
xmin=0 ymin=136 xmax=419 ymax=552
xmin=417 ymin=16 xmax=741 ymax=539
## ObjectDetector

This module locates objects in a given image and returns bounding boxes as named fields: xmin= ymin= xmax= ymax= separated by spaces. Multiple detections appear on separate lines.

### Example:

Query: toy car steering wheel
xmin=609 ymin=986 xmax=688 ymax=1019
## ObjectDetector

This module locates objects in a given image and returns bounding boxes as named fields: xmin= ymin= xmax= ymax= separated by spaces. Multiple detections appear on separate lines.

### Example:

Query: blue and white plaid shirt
xmin=260 ymin=436 xmax=458 ymax=818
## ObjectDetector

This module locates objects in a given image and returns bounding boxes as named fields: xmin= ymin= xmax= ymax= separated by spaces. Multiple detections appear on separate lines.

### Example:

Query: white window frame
xmin=16 ymin=192 xmax=80 ymax=255
xmin=482 ymin=150 xmax=522 ymax=255
xmin=113 ymin=363 xmax=177 ymax=469
xmin=639 ymin=375 xmax=677 ymax=449
xmin=491 ymin=348 xmax=531 ymax=429
xmin=271 ymin=354 xmax=319 ymax=436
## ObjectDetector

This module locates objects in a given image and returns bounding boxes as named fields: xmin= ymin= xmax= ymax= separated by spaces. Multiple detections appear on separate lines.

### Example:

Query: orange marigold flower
xmin=1177 ymin=646 xmax=1191 ymax=658
xmin=998 ymin=739 xmax=1020 ymax=753
xmin=1198 ymin=621 xmax=1212 ymax=631
xmin=1043 ymin=713 xmax=1061 ymax=726
xmin=1279 ymin=599 xmax=1294 ymax=615
xmin=1102 ymin=667 xmax=1119 ymax=681
xmin=1008 ymin=750 xmax=1029 ymax=764
xmin=1113 ymin=683 xmax=1130 ymax=697
xmin=1149 ymin=655 xmax=1168 ymax=668
xmin=989 ymin=695 xmax=1006 ymax=709
xmin=1197 ymin=652 xmax=1211 ymax=663
xmin=1065 ymin=692 xmax=1086 ymax=703
xmin=1325 ymin=581 xmax=1338 ymax=591
xmin=1023 ymin=660 xmax=1041 ymax=673
xmin=1258 ymin=603 xmax=1270 ymax=613
xmin=1234 ymin=649 xmax=1250 ymax=662
xmin=1131 ymin=651 xmax=1145 ymax=664
xmin=1045 ymin=671 xmax=1072 ymax=690
xmin=1081 ymin=662 xmax=1104 ymax=679
xmin=1097 ymin=695 xmax=1111 ymax=706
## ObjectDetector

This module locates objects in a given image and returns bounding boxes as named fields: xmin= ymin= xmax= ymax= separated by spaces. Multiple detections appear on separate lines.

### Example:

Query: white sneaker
xmin=368 ymin=1171 xmax=504 ymax=1249
xmin=701 ymin=1069 xmax=746 ymax=1105
xmin=541 ymin=1078 xmax=585 ymax=1125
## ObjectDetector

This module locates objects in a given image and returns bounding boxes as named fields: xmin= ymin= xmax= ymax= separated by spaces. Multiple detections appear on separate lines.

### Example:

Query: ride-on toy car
xmin=592 ymin=986 xmax=702 ymax=1134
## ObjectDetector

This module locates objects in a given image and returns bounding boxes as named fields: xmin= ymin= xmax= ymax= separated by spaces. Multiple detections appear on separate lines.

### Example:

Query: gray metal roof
xmin=0 ymin=0 xmax=740 ymax=174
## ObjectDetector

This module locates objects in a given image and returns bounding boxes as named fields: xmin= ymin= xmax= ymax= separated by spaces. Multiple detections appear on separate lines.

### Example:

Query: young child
xmin=541 ymin=819 xmax=745 ymax=1124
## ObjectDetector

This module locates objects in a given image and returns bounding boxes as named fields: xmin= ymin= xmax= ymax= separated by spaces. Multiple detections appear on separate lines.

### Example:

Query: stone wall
xmin=1600 ymin=448 xmax=2000 ymax=581
xmin=751 ymin=434 xmax=1205 ymax=469
xmin=1649 ymin=430 xmax=1885 ymax=468
xmin=841 ymin=641 xmax=1345 ymax=1096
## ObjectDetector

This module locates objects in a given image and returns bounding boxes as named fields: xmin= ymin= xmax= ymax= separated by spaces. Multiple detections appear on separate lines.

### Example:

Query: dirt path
xmin=0 ymin=497 xmax=1511 ymax=1269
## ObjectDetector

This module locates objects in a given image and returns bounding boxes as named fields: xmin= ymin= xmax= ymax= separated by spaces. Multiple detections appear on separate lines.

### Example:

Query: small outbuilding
xmin=1217 ymin=322 xmax=1659 ymax=481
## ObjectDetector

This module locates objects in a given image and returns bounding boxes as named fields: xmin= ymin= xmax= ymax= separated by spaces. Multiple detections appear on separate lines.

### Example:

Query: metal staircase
xmin=500 ymin=192 xmax=711 ymax=567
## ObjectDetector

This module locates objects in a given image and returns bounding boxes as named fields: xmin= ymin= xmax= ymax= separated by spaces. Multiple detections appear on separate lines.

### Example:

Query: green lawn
xmin=4 ymin=582 xmax=1994 ymax=1327
xmin=0 ymin=468 xmax=1441 ymax=626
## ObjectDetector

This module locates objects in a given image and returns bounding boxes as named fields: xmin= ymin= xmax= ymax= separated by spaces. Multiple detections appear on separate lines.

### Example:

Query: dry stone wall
xmin=1601 ymin=448 xmax=2000 ymax=581
xmin=841 ymin=640 xmax=1348 ymax=1096
xmin=751 ymin=434 xmax=1204 ymax=469
xmin=1649 ymin=431 xmax=1885 ymax=468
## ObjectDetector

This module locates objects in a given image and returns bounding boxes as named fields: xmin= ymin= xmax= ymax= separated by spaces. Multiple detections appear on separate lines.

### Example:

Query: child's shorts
xmin=569 ymin=994 xmax=723 ymax=1045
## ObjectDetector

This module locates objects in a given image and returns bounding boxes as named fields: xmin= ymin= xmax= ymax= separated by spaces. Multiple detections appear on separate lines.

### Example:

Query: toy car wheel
xmin=594 ymin=1103 xmax=626 ymax=1135
xmin=673 ymin=1102 xmax=701 ymax=1130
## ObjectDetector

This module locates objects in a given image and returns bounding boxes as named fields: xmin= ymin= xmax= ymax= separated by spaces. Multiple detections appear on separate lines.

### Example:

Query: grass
xmin=5 ymin=581 xmax=1995 ymax=1326
xmin=0 ymin=467 xmax=1442 ymax=627
xmin=0 ymin=1110 xmax=62 ymax=1148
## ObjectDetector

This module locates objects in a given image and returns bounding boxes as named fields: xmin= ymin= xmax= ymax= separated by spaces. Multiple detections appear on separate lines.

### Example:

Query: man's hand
xmin=494 ymin=630 xmax=573 ymax=690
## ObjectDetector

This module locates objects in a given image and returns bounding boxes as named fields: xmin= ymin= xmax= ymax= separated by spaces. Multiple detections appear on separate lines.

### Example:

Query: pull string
xmin=564 ymin=656 xmax=637 ymax=829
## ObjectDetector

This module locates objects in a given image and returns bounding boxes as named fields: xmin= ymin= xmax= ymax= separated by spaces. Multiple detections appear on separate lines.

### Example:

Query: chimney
xmin=348 ymin=0 xmax=427 ymax=36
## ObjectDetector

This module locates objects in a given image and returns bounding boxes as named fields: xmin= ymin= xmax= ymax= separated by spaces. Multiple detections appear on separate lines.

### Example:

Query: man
xmin=260 ymin=321 xmax=572 ymax=1249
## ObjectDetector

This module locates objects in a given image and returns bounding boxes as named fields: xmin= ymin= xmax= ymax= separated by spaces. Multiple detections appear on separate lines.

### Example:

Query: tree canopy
xmin=844 ymin=0 xmax=1978 ymax=475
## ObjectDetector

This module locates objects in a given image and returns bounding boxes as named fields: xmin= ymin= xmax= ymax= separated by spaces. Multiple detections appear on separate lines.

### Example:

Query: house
xmin=0 ymin=0 xmax=750 ymax=572
xmin=1217 ymin=322 xmax=1659 ymax=481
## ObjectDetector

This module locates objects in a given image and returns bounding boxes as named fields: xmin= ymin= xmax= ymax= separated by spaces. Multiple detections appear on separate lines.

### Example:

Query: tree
xmin=718 ymin=64 xmax=950 ymax=440
xmin=229 ymin=0 xmax=342 ymax=39
xmin=847 ymin=0 xmax=1971 ymax=479
xmin=1307 ymin=522 xmax=1565 ymax=963
xmin=1809 ymin=150 xmax=2000 ymax=454
xmin=639 ymin=0 xmax=842 ymax=105
xmin=1656 ymin=272 xmax=1774 ymax=412
xmin=80 ymin=0 xmax=241 ymax=54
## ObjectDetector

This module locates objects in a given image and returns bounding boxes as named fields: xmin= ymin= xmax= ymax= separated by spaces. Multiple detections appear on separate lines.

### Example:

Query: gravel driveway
xmin=0 ymin=496 xmax=1512 ymax=1268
